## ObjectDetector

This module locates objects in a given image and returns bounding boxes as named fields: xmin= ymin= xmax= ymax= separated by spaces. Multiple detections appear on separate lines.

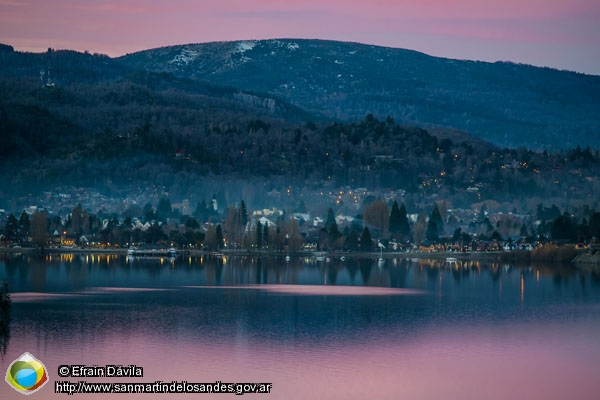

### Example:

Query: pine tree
xmin=359 ymin=227 xmax=372 ymax=251
xmin=215 ymin=224 xmax=223 ymax=250
xmin=398 ymin=202 xmax=410 ymax=238
xmin=344 ymin=230 xmax=359 ymax=251
xmin=413 ymin=213 xmax=426 ymax=245
xmin=426 ymin=203 xmax=444 ymax=240
xmin=30 ymin=211 xmax=48 ymax=249
xmin=18 ymin=210 xmax=30 ymax=240
xmin=325 ymin=208 xmax=336 ymax=231
xmin=240 ymin=200 xmax=248 ymax=228
xmin=157 ymin=197 xmax=172 ymax=221
xmin=256 ymin=221 xmax=263 ymax=249
xmin=389 ymin=200 xmax=409 ymax=237
xmin=263 ymin=222 xmax=269 ymax=247
xmin=71 ymin=204 xmax=82 ymax=235
xmin=4 ymin=213 xmax=19 ymax=242
xmin=389 ymin=201 xmax=402 ymax=234
xmin=329 ymin=223 xmax=342 ymax=248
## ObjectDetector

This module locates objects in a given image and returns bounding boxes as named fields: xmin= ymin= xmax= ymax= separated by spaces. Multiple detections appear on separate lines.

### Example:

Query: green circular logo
xmin=5 ymin=352 xmax=49 ymax=395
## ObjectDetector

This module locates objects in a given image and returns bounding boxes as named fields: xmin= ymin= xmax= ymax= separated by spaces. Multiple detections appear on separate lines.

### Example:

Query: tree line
xmin=4 ymin=195 xmax=599 ymax=252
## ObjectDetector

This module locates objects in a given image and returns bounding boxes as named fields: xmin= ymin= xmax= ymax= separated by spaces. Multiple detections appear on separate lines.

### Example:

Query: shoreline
xmin=0 ymin=246 xmax=564 ymax=262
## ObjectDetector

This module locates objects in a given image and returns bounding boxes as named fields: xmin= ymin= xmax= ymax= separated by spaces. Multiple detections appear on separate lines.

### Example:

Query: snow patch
xmin=268 ymin=40 xmax=299 ymax=51
xmin=169 ymin=48 xmax=199 ymax=66
xmin=235 ymin=41 xmax=257 ymax=54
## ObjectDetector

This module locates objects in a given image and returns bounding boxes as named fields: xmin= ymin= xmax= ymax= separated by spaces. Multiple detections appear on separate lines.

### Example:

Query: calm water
xmin=1 ymin=253 xmax=600 ymax=399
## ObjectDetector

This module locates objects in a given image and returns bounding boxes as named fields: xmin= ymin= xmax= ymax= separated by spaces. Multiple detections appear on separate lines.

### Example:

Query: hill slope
xmin=120 ymin=39 xmax=600 ymax=149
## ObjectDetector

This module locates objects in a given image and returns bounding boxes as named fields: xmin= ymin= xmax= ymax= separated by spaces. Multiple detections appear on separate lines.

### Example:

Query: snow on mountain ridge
xmin=169 ymin=48 xmax=200 ymax=66
xmin=235 ymin=41 xmax=257 ymax=54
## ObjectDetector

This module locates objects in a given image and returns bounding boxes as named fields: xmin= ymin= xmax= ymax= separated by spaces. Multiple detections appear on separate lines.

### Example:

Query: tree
xmin=240 ymin=200 xmax=248 ymax=228
xmin=413 ymin=213 xmax=426 ymax=245
xmin=344 ymin=230 xmax=359 ymax=251
xmin=426 ymin=203 xmax=444 ymax=241
xmin=590 ymin=212 xmax=600 ymax=239
xmin=71 ymin=204 xmax=83 ymax=235
xmin=363 ymin=199 xmax=389 ymax=235
xmin=256 ymin=221 xmax=263 ymax=249
xmin=18 ymin=210 xmax=30 ymax=240
xmin=184 ymin=217 xmax=199 ymax=230
xmin=30 ymin=211 xmax=48 ymax=249
xmin=286 ymin=217 xmax=304 ymax=252
xmin=296 ymin=199 xmax=307 ymax=213
xmin=389 ymin=201 xmax=402 ymax=234
xmin=359 ymin=227 xmax=372 ymax=251
xmin=204 ymin=224 xmax=217 ymax=250
xmin=143 ymin=203 xmax=156 ymax=222
xmin=263 ymin=222 xmax=269 ymax=247
xmin=4 ymin=213 xmax=19 ymax=242
xmin=520 ymin=223 xmax=529 ymax=237
xmin=328 ymin=223 xmax=343 ymax=250
xmin=157 ymin=197 xmax=172 ymax=221
xmin=193 ymin=200 xmax=209 ymax=222
xmin=224 ymin=206 xmax=243 ymax=248
xmin=389 ymin=201 xmax=410 ymax=240
xmin=215 ymin=224 xmax=223 ymax=250
xmin=551 ymin=214 xmax=577 ymax=242
xmin=325 ymin=208 xmax=336 ymax=232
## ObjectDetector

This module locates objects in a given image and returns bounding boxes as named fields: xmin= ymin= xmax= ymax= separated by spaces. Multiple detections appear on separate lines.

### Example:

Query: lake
xmin=1 ymin=253 xmax=600 ymax=399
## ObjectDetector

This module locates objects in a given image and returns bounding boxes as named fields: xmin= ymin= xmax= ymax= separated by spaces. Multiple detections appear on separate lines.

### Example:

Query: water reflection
xmin=1 ymin=253 xmax=600 ymax=399
xmin=0 ymin=281 xmax=10 ymax=360
xmin=1 ymin=252 xmax=598 ymax=294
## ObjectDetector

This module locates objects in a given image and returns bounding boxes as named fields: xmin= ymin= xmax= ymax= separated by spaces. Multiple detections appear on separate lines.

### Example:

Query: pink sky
xmin=0 ymin=0 xmax=599 ymax=74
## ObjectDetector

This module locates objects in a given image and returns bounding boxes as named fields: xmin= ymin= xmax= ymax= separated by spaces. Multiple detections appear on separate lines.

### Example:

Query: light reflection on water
xmin=1 ymin=253 xmax=600 ymax=399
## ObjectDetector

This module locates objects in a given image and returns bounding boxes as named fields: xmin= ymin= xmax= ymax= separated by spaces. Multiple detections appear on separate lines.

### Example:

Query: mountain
xmin=120 ymin=39 xmax=600 ymax=150
xmin=0 ymin=44 xmax=312 ymax=123
xmin=1 ymin=42 xmax=599 ymax=212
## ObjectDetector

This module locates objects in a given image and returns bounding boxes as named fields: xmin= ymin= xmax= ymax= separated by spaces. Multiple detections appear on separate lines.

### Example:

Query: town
xmin=2 ymin=185 xmax=598 ymax=265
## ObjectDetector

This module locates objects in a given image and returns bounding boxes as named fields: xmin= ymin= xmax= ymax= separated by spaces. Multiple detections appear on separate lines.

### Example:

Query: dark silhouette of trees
xmin=328 ymin=223 xmax=343 ymax=250
xmin=157 ymin=197 xmax=172 ymax=221
xmin=551 ymin=214 xmax=578 ymax=242
xmin=389 ymin=201 xmax=410 ymax=240
xmin=256 ymin=221 xmax=263 ymax=249
xmin=18 ymin=211 xmax=30 ymax=240
xmin=324 ymin=208 xmax=336 ymax=232
xmin=363 ymin=199 xmax=389 ymax=235
xmin=344 ymin=230 xmax=359 ymax=251
xmin=359 ymin=227 xmax=372 ymax=251
xmin=590 ymin=212 xmax=600 ymax=239
xmin=30 ymin=211 xmax=48 ymax=249
xmin=262 ymin=222 xmax=269 ymax=248
xmin=215 ymin=224 xmax=223 ymax=250
xmin=413 ymin=213 xmax=426 ymax=245
xmin=3 ymin=214 xmax=19 ymax=243
xmin=426 ymin=203 xmax=444 ymax=240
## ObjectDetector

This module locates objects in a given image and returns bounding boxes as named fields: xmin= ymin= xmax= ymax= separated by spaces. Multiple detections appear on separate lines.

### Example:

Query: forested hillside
xmin=1 ymin=43 xmax=599 ymax=211
xmin=120 ymin=39 xmax=600 ymax=149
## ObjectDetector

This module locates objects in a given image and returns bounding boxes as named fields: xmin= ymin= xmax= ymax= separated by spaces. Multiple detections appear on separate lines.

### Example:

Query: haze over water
xmin=1 ymin=254 xmax=600 ymax=399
